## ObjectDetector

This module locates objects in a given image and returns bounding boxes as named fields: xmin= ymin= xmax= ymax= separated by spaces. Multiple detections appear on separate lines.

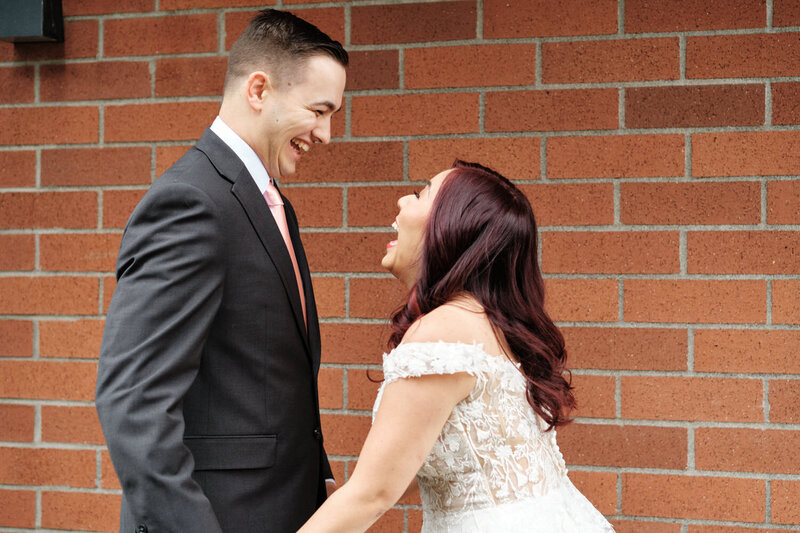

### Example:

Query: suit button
xmin=313 ymin=427 xmax=322 ymax=440
xmin=136 ymin=525 xmax=147 ymax=533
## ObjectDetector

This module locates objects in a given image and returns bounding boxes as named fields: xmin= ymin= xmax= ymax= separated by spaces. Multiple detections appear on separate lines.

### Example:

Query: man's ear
xmin=245 ymin=71 xmax=271 ymax=111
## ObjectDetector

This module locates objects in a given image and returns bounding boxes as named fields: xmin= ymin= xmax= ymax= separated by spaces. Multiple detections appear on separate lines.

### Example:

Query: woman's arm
xmin=297 ymin=371 xmax=475 ymax=533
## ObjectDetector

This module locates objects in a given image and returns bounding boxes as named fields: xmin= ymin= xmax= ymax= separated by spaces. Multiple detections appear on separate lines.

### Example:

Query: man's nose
xmin=312 ymin=117 xmax=331 ymax=144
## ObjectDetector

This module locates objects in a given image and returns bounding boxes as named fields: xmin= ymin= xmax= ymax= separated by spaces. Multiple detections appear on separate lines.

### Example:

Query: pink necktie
xmin=263 ymin=181 xmax=307 ymax=329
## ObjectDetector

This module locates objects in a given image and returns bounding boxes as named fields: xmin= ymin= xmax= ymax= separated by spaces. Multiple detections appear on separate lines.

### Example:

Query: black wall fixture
xmin=0 ymin=0 xmax=64 ymax=43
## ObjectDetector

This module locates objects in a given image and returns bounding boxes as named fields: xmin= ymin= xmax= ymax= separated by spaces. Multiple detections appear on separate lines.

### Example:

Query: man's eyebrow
xmin=313 ymin=101 xmax=341 ymax=113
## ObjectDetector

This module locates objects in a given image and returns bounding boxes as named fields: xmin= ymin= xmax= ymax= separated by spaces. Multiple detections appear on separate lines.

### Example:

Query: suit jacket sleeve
xmin=96 ymin=182 xmax=225 ymax=532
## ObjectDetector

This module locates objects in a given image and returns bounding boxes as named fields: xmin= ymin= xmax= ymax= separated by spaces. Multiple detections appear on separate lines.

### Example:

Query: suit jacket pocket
xmin=184 ymin=434 xmax=277 ymax=471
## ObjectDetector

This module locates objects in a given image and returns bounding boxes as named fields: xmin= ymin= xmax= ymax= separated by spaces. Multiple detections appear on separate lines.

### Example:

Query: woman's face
xmin=382 ymin=168 xmax=450 ymax=287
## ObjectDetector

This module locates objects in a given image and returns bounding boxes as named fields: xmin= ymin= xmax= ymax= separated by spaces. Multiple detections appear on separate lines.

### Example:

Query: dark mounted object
xmin=0 ymin=0 xmax=64 ymax=43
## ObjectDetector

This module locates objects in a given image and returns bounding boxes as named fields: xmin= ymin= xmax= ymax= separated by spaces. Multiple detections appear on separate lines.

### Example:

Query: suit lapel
xmin=195 ymin=129 xmax=311 ymax=355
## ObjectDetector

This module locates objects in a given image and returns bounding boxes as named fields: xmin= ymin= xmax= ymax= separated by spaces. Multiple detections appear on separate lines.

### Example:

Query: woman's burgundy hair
xmin=388 ymin=160 xmax=575 ymax=430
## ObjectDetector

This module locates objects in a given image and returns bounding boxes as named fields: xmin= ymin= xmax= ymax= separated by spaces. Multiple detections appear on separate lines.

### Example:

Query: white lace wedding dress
xmin=373 ymin=342 xmax=615 ymax=532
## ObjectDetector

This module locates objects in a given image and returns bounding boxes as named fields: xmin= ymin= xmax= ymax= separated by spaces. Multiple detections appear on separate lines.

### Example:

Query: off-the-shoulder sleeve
xmin=381 ymin=342 xmax=490 ymax=384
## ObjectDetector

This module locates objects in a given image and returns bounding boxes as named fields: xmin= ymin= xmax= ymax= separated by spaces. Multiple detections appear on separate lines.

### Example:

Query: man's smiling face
xmin=256 ymin=54 xmax=346 ymax=179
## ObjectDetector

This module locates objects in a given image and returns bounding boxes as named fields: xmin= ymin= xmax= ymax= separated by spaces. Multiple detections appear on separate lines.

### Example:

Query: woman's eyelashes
xmin=413 ymin=190 xmax=420 ymax=199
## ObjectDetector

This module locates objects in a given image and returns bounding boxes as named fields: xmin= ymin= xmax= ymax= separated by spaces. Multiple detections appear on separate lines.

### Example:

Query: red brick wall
xmin=1 ymin=0 xmax=798 ymax=531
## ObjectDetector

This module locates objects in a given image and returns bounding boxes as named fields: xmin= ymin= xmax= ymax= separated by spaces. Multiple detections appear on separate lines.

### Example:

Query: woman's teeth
xmin=291 ymin=140 xmax=309 ymax=153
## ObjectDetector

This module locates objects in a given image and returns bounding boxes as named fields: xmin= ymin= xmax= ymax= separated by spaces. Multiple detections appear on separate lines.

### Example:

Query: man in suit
xmin=95 ymin=10 xmax=347 ymax=533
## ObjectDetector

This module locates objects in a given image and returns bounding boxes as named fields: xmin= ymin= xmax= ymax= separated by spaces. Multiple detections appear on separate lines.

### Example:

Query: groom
xmin=95 ymin=9 xmax=347 ymax=533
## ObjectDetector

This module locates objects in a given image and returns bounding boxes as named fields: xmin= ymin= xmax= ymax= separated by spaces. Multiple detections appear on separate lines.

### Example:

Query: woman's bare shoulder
xmin=402 ymin=295 xmax=497 ymax=348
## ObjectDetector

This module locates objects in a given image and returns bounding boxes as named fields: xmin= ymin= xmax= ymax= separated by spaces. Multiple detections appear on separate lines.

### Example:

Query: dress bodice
xmin=373 ymin=342 xmax=615 ymax=532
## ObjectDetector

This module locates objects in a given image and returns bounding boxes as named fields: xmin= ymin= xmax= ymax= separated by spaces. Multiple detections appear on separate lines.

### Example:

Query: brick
xmin=0 ymin=107 xmax=98 ymax=146
xmin=156 ymin=145 xmax=192 ymax=176
xmin=542 ymin=231 xmax=680 ymax=274
xmin=320 ymin=323 xmax=388 ymax=364
xmin=345 ymin=50 xmax=398 ymax=91
xmin=318 ymin=367 xmax=343 ymax=409
xmin=770 ymin=380 xmax=800 ymax=423
xmin=687 ymin=33 xmax=800 ymax=79
xmin=568 ymin=471 xmax=617 ymax=515
xmin=690 ymin=527 xmax=777 ymax=533
xmin=101 ymin=450 xmax=121 ymax=490
xmin=622 ymin=182 xmax=760 ymax=225
xmin=40 ymin=234 xmax=121 ymax=272
xmin=406 ymin=44 xmax=535 ymax=89
xmin=162 ymin=0 xmax=269 ymax=9
xmin=543 ymin=38 xmax=678 ymax=83
xmin=321 ymin=414 xmax=371 ymax=455
xmin=104 ymin=189 xmax=147 ymax=229
xmin=0 ymin=361 xmax=97 ymax=401
xmin=560 ymin=424 xmax=686 ymax=468
xmin=304 ymin=232 xmax=398 ymax=273
xmin=294 ymin=142 xmax=404 ymax=183
xmin=622 ymin=474 xmax=765 ymax=521
xmin=626 ymin=84 xmax=764 ymax=128
xmin=624 ymin=280 xmax=766 ymax=324
xmin=689 ymin=231 xmax=800 ymax=274
xmin=0 ymin=66 xmax=34 ymax=103
xmin=2 ymin=20 xmax=98 ymax=61
xmin=42 ymin=406 xmax=104 ymax=445
xmin=521 ymin=183 xmax=614 ymax=226
xmin=543 ymin=279 xmax=619 ymax=322
xmin=773 ymin=280 xmax=800 ymax=324
xmin=693 ymin=131 xmax=800 ymax=177
xmin=0 ymin=276 xmax=99 ymax=315
xmin=626 ymin=0 xmax=766 ymax=32
xmin=105 ymin=102 xmax=219 ymax=142
xmin=349 ymin=277 xmax=408 ymax=319
xmin=621 ymin=376 xmax=763 ymax=422
xmin=772 ymin=480 xmax=800 ymax=524
xmin=0 ymin=151 xmax=36 ymax=187
xmin=0 ymin=447 xmax=95 ymax=487
xmin=773 ymin=82 xmax=800 ymax=125
xmin=369 ymin=508 xmax=404 ymax=533
xmin=613 ymin=521 xmax=681 ymax=533
xmin=40 ymin=319 xmax=105 ymax=359
xmin=0 ymin=235 xmax=35 ymax=271
xmin=0 ymin=320 xmax=33 ymax=357
xmin=347 ymin=369 xmax=383 ymax=411
xmin=281 ymin=187 xmax=341 ymax=228
xmin=0 ymin=192 xmax=97 ymax=229
xmin=310 ymin=277 xmax=344 ymax=318
xmin=408 ymin=510 xmax=423 ymax=532
xmin=352 ymin=2 xmax=475 ymax=44
xmin=0 ymin=489 xmax=35 ymax=528
xmin=352 ymin=93 xmax=479 ymax=136
xmin=696 ymin=428 xmax=800 ymax=474
xmin=0 ymin=404 xmax=34 ymax=442
xmin=42 ymin=147 xmax=151 ymax=187
xmin=40 ymin=61 xmax=151 ymax=102
xmin=486 ymin=89 xmax=617 ymax=132
xmin=347 ymin=186 xmax=417 ymax=228
xmin=695 ymin=329 xmax=800 ymax=374
xmin=155 ymin=57 xmax=227 ymax=97
xmin=41 ymin=492 xmax=121 ymax=532
xmin=105 ymin=14 xmax=217 ymax=57
xmin=564 ymin=327 xmax=687 ymax=371
xmin=63 ymin=0 xmax=154 ymax=15
xmin=571 ymin=374 xmax=615 ymax=418
xmin=409 ymin=137 xmax=541 ymax=182
xmin=225 ymin=9 xmax=344 ymax=50
xmin=485 ymin=0 xmax=617 ymax=38
xmin=104 ymin=276 xmax=116 ymax=313
xmin=768 ymin=180 xmax=800 ymax=224
xmin=774 ymin=0 xmax=800 ymax=26
xmin=547 ymin=135 xmax=684 ymax=179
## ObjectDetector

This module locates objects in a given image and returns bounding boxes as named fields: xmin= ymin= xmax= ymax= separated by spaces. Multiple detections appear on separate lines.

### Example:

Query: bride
xmin=298 ymin=160 xmax=614 ymax=532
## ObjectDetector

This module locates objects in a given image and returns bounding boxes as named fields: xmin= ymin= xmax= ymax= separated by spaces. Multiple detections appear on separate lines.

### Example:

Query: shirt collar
xmin=210 ymin=116 xmax=272 ymax=195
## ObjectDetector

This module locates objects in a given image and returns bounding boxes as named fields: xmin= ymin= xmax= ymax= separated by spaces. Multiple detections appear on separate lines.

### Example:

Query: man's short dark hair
xmin=224 ymin=9 xmax=348 ymax=92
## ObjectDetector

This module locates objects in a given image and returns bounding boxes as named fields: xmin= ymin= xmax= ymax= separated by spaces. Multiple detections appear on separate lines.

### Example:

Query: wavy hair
xmin=388 ymin=160 xmax=575 ymax=430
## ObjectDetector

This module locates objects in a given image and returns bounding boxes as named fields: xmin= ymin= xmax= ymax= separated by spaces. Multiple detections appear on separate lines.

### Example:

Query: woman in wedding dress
xmin=298 ymin=161 xmax=614 ymax=532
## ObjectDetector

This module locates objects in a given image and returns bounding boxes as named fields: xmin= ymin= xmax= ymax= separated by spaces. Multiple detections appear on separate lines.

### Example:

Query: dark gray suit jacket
xmin=96 ymin=129 xmax=331 ymax=533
